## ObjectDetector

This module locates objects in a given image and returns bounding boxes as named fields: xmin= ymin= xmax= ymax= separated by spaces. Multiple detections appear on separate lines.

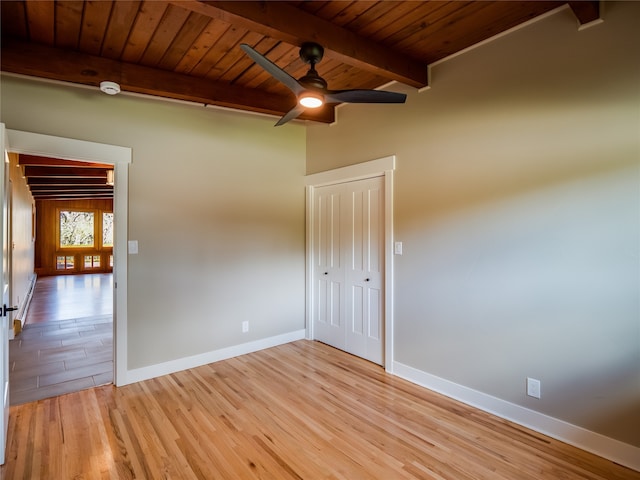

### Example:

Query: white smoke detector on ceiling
xmin=99 ymin=81 xmax=121 ymax=95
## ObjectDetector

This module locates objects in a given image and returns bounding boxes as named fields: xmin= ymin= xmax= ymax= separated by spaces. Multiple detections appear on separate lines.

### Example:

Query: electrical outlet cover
xmin=527 ymin=377 xmax=541 ymax=399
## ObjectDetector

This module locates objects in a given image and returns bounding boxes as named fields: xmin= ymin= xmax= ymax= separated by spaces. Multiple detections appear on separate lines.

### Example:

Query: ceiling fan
xmin=240 ymin=42 xmax=407 ymax=126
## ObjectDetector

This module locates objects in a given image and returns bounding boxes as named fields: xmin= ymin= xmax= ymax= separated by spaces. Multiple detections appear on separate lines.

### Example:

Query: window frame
xmin=54 ymin=208 xmax=114 ymax=273
xmin=57 ymin=208 xmax=98 ymax=250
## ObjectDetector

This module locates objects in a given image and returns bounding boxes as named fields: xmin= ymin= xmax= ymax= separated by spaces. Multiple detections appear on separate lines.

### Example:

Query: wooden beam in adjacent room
xmin=17 ymin=155 xmax=111 ymax=168
xmin=29 ymin=185 xmax=113 ymax=192
xmin=24 ymin=166 xmax=107 ymax=178
xmin=27 ymin=177 xmax=110 ymax=186
xmin=31 ymin=193 xmax=114 ymax=200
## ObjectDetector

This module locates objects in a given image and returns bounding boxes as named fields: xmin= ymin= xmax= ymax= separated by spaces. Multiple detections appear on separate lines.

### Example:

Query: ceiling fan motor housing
xmin=299 ymin=42 xmax=324 ymax=65
xmin=298 ymin=70 xmax=327 ymax=90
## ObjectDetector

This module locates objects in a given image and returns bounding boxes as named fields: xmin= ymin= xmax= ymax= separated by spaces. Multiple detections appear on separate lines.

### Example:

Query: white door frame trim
xmin=305 ymin=156 xmax=395 ymax=372
xmin=6 ymin=129 xmax=131 ymax=386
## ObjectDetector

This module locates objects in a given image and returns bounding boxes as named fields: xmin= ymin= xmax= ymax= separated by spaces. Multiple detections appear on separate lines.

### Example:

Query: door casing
xmin=1 ymin=124 xmax=10 ymax=465
xmin=305 ymin=156 xmax=395 ymax=372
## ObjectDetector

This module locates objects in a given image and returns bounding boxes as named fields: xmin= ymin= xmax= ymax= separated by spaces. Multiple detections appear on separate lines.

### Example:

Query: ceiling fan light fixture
xmin=100 ymin=81 xmax=120 ymax=95
xmin=299 ymin=92 xmax=323 ymax=108
xmin=240 ymin=43 xmax=405 ymax=126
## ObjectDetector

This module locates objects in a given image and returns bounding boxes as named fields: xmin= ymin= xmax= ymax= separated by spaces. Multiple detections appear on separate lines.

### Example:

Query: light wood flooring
xmin=8 ymin=273 xmax=113 ymax=405
xmin=2 ymin=340 xmax=638 ymax=479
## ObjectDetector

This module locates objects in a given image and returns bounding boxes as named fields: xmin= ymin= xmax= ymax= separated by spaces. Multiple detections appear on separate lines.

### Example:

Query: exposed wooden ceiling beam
xmin=171 ymin=0 xmax=428 ymax=89
xmin=29 ymin=185 xmax=113 ymax=192
xmin=18 ymin=154 xmax=111 ymax=168
xmin=19 ymin=153 xmax=114 ymax=200
xmin=24 ymin=166 xmax=108 ymax=178
xmin=1 ymin=39 xmax=335 ymax=124
xmin=32 ymin=193 xmax=114 ymax=200
xmin=568 ymin=1 xmax=600 ymax=25
xmin=28 ymin=177 xmax=111 ymax=186
xmin=31 ymin=193 xmax=113 ymax=199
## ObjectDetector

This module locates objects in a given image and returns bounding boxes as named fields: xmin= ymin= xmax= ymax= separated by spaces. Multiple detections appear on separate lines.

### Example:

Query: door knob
xmin=3 ymin=304 xmax=18 ymax=316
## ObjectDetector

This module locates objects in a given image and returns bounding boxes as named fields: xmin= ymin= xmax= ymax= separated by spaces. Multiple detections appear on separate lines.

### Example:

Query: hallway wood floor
xmin=8 ymin=274 xmax=113 ymax=405
xmin=2 ymin=340 xmax=638 ymax=479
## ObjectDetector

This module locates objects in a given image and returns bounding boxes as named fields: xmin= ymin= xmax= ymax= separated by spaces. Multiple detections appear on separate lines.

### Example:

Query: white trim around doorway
xmin=304 ymin=156 xmax=396 ymax=372
xmin=6 ymin=129 xmax=131 ymax=386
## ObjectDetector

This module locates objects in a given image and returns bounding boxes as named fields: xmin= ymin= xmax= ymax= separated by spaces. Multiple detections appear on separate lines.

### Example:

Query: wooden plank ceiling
xmin=1 ymin=1 xmax=599 ymax=201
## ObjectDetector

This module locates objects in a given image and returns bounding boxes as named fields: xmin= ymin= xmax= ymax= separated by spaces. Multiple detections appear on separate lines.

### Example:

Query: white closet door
xmin=344 ymin=177 xmax=384 ymax=364
xmin=313 ymin=176 xmax=384 ymax=365
xmin=313 ymin=184 xmax=345 ymax=350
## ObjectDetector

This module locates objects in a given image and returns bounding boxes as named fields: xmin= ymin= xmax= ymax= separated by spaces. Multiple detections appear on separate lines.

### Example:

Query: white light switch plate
xmin=394 ymin=242 xmax=403 ymax=255
xmin=128 ymin=240 xmax=139 ymax=255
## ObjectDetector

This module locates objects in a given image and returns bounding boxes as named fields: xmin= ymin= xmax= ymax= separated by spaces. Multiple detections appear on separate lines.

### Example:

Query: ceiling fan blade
xmin=325 ymin=89 xmax=407 ymax=104
xmin=274 ymin=105 xmax=306 ymax=127
xmin=240 ymin=44 xmax=303 ymax=95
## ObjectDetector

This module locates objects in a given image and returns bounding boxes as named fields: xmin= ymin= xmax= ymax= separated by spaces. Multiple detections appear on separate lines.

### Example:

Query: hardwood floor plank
xmin=10 ymin=378 xmax=97 ymax=407
xmin=24 ymin=274 xmax=113 ymax=324
xmin=2 ymin=340 xmax=638 ymax=479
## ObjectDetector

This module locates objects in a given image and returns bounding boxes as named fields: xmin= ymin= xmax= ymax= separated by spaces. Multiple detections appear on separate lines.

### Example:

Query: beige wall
xmin=307 ymin=3 xmax=640 ymax=447
xmin=8 ymin=152 xmax=35 ymax=325
xmin=0 ymin=76 xmax=306 ymax=369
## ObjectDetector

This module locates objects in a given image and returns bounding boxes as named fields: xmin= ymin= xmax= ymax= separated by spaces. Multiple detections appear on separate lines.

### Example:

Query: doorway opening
xmin=5 ymin=128 xmax=131 ymax=390
xmin=8 ymin=155 xmax=115 ymax=404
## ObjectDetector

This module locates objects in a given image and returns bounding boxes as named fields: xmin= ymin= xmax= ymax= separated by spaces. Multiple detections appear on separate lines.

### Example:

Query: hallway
xmin=8 ymin=274 xmax=113 ymax=405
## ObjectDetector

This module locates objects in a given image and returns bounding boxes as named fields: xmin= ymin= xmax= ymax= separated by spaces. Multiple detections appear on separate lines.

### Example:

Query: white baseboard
xmin=125 ymin=329 xmax=306 ymax=385
xmin=10 ymin=273 xmax=37 ymax=340
xmin=18 ymin=273 xmax=37 ymax=320
xmin=393 ymin=361 xmax=640 ymax=472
